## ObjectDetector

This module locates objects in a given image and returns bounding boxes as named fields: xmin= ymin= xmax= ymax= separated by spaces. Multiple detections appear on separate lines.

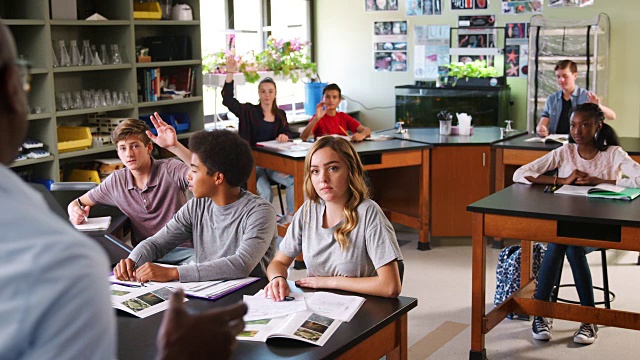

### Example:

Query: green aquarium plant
xmin=446 ymin=60 xmax=500 ymax=86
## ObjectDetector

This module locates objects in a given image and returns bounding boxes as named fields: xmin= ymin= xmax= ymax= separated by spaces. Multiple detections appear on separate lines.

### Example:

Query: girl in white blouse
xmin=514 ymin=103 xmax=640 ymax=346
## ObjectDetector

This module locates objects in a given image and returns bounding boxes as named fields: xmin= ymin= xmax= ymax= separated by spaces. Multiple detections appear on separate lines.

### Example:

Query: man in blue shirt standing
xmin=0 ymin=20 xmax=246 ymax=360
xmin=536 ymin=60 xmax=616 ymax=136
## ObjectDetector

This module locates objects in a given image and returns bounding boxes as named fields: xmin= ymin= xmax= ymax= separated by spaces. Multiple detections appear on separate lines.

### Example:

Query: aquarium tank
xmin=395 ymin=83 xmax=510 ymax=127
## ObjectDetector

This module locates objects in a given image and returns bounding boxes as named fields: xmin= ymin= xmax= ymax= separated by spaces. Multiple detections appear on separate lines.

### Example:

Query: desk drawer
xmin=484 ymin=214 xmax=640 ymax=251
xmin=362 ymin=150 xmax=422 ymax=171
xmin=503 ymin=149 xmax=548 ymax=166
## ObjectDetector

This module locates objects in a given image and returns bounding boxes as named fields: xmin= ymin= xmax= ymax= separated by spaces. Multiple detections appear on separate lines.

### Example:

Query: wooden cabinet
xmin=431 ymin=146 xmax=491 ymax=237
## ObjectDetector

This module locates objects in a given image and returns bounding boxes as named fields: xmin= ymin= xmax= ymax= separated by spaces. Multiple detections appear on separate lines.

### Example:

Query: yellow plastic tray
xmin=57 ymin=126 xmax=92 ymax=153
xmin=68 ymin=169 xmax=101 ymax=184
xmin=134 ymin=2 xmax=162 ymax=20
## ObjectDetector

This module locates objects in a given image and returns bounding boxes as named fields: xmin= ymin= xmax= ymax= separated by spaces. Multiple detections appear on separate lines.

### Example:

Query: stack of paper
xmin=73 ymin=216 xmax=111 ymax=231
xmin=256 ymin=140 xmax=312 ymax=152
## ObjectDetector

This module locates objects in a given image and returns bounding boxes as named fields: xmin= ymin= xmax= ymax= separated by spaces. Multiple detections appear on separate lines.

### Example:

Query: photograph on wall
xmin=501 ymin=1 xmax=543 ymax=14
xmin=549 ymin=0 xmax=593 ymax=7
xmin=458 ymin=15 xmax=496 ymax=28
xmin=373 ymin=21 xmax=408 ymax=72
xmin=366 ymin=0 xmax=399 ymax=11
xmin=506 ymin=22 xmax=528 ymax=39
xmin=451 ymin=0 xmax=489 ymax=10
xmin=458 ymin=33 xmax=490 ymax=48
xmin=407 ymin=0 xmax=443 ymax=15
xmin=505 ymin=45 xmax=520 ymax=77
xmin=519 ymin=44 xmax=529 ymax=78
xmin=414 ymin=25 xmax=450 ymax=79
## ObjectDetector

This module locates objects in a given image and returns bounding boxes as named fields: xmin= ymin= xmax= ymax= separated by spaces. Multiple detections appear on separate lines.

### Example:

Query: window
xmin=201 ymin=0 xmax=314 ymax=120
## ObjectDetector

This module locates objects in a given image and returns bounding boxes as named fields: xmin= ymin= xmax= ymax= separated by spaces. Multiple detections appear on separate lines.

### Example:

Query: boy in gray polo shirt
xmin=68 ymin=118 xmax=190 ymax=247
xmin=113 ymin=130 xmax=278 ymax=282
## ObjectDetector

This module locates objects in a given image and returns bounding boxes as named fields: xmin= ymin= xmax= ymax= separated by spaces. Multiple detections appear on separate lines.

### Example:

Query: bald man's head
xmin=0 ymin=20 xmax=28 ymax=165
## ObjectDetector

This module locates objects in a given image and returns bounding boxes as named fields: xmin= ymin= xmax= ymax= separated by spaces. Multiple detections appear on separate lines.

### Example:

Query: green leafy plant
xmin=446 ymin=60 xmax=500 ymax=86
xmin=202 ymin=37 xmax=317 ymax=84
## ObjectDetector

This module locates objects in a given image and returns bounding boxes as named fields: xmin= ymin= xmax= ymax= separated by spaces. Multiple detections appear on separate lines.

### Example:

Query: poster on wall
xmin=501 ymin=1 xmax=543 ymax=14
xmin=407 ymin=0 xmax=443 ymax=16
xmin=505 ymin=22 xmax=529 ymax=78
xmin=414 ymin=25 xmax=450 ymax=79
xmin=373 ymin=21 xmax=408 ymax=72
xmin=366 ymin=0 xmax=399 ymax=11
xmin=451 ymin=0 xmax=489 ymax=10
xmin=549 ymin=0 xmax=593 ymax=7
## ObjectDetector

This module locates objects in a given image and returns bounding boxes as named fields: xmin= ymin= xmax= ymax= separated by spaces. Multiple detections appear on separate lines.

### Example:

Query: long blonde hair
xmin=303 ymin=137 xmax=369 ymax=251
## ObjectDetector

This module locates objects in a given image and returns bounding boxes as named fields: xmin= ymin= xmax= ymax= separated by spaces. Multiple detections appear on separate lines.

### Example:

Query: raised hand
xmin=587 ymin=91 xmax=600 ymax=106
xmin=226 ymin=55 xmax=239 ymax=74
xmin=147 ymin=112 xmax=178 ymax=149
xmin=315 ymin=101 xmax=327 ymax=120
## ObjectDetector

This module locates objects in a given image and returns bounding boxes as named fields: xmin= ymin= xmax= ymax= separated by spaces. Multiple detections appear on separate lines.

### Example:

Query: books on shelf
xmin=138 ymin=66 xmax=196 ymax=102
xmin=73 ymin=216 xmax=111 ymax=231
xmin=524 ymin=134 xmax=569 ymax=144
xmin=238 ymin=291 xmax=365 ymax=346
xmin=554 ymin=183 xmax=640 ymax=201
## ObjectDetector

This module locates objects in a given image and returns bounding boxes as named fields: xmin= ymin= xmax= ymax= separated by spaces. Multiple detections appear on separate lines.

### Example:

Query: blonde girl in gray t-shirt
xmin=265 ymin=137 xmax=403 ymax=300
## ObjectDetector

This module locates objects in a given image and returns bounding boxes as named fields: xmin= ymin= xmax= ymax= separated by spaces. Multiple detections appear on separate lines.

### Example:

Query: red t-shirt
xmin=311 ymin=112 xmax=361 ymax=138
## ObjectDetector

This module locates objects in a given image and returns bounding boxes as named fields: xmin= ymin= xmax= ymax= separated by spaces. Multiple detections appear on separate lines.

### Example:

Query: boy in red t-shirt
xmin=301 ymin=83 xmax=371 ymax=142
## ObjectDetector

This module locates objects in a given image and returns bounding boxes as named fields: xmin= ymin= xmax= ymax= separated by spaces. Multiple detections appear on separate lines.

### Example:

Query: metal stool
xmin=270 ymin=179 xmax=286 ymax=216
xmin=551 ymin=248 xmax=615 ymax=309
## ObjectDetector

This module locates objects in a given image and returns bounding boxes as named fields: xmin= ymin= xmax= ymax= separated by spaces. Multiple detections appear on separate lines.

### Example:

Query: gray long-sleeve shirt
xmin=129 ymin=189 xmax=277 ymax=282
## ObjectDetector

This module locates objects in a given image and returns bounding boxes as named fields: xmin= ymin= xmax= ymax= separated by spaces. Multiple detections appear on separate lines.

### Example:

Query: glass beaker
xmin=439 ymin=120 xmax=451 ymax=135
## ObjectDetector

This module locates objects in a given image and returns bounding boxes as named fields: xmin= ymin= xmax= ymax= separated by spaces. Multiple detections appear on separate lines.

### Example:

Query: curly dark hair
xmin=189 ymin=130 xmax=254 ymax=187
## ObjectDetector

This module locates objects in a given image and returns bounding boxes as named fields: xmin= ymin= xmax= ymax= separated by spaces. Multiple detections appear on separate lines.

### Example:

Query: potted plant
xmin=203 ymin=37 xmax=317 ymax=84
xmin=446 ymin=60 xmax=502 ymax=87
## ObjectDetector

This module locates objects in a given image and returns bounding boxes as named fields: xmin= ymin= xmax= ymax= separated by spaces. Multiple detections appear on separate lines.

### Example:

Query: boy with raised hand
xmin=113 ymin=130 xmax=278 ymax=283
xmin=300 ymin=83 xmax=371 ymax=142
xmin=67 ymin=117 xmax=194 ymax=263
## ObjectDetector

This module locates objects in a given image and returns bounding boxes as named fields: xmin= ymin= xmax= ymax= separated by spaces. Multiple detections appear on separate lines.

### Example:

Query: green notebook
xmin=555 ymin=184 xmax=640 ymax=201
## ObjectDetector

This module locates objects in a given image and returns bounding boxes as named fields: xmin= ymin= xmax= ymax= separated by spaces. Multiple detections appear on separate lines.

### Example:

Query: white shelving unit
xmin=526 ymin=14 xmax=610 ymax=132
xmin=3 ymin=0 xmax=203 ymax=182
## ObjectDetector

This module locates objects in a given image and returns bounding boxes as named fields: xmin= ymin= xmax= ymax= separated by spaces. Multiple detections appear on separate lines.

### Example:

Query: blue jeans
xmin=534 ymin=243 xmax=595 ymax=307
xmin=256 ymin=167 xmax=295 ymax=215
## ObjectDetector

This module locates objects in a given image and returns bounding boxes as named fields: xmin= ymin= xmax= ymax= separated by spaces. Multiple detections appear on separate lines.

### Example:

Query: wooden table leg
xmin=293 ymin=159 xmax=307 ymax=269
xmin=418 ymin=148 xmax=431 ymax=251
xmin=470 ymin=212 xmax=487 ymax=360
xmin=247 ymin=166 xmax=257 ymax=195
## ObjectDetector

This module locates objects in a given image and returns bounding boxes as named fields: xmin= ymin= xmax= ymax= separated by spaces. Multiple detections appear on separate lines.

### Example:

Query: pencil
xmin=338 ymin=125 xmax=349 ymax=136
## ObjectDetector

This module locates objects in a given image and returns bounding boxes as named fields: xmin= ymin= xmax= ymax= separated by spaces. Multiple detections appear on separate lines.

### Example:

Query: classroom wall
xmin=315 ymin=0 xmax=640 ymax=136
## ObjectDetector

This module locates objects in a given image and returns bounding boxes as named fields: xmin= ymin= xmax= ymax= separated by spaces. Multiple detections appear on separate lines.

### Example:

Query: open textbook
xmin=109 ymin=273 xmax=260 ymax=301
xmin=110 ymin=283 xmax=186 ymax=318
xmin=524 ymin=134 xmax=569 ymax=144
xmin=554 ymin=183 xmax=640 ymax=201
xmin=73 ymin=216 xmax=111 ymax=231
xmin=238 ymin=291 xmax=365 ymax=346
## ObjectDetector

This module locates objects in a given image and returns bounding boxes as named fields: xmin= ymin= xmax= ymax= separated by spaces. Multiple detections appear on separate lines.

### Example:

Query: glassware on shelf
xmin=123 ymin=91 xmax=132 ymax=104
xmin=105 ymin=91 xmax=113 ymax=107
xmin=91 ymin=45 xmax=102 ymax=65
xmin=100 ymin=44 xmax=110 ymax=65
xmin=83 ymin=90 xmax=93 ymax=108
xmin=65 ymin=92 xmax=74 ymax=109
xmin=73 ymin=91 xmax=84 ymax=109
xmin=57 ymin=92 xmax=69 ymax=110
xmin=112 ymin=91 xmax=119 ymax=105
xmin=52 ymin=47 xmax=59 ymax=68
xmin=70 ymin=40 xmax=82 ymax=66
xmin=82 ymin=40 xmax=92 ymax=66
xmin=58 ymin=40 xmax=71 ymax=67
xmin=118 ymin=91 xmax=125 ymax=105
xmin=92 ymin=93 xmax=100 ymax=108
xmin=111 ymin=44 xmax=123 ymax=64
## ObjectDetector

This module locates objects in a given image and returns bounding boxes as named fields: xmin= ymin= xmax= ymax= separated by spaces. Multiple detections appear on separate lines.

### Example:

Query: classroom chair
xmin=551 ymin=249 xmax=615 ymax=309
xmin=270 ymin=179 xmax=286 ymax=216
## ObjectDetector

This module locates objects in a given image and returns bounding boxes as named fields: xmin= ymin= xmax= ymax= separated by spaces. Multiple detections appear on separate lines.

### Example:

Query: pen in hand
xmin=132 ymin=254 xmax=145 ymax=287
xmin=338 ymin=125 xmax=349 ymax=137
xmin=76 ymin=198 xmax=88 ymax=223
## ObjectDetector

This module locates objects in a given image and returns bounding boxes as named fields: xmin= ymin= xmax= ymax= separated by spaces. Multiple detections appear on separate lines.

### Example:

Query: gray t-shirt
xmin=280 ymin=199 xmax=403 ymax=277
xmin=129 ymin=189 xmax=277 ymax=282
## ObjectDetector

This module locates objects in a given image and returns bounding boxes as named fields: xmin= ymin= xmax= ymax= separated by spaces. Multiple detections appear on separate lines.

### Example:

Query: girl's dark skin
xmin=525 ymin=112 xmax=616 ymax=186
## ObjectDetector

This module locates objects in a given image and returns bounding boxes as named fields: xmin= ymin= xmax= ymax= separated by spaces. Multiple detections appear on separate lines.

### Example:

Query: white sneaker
xmin=574 ymin=323 xmax=598 ymax=345
xmin=531 ymin=316 xmax=553 ymax=341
